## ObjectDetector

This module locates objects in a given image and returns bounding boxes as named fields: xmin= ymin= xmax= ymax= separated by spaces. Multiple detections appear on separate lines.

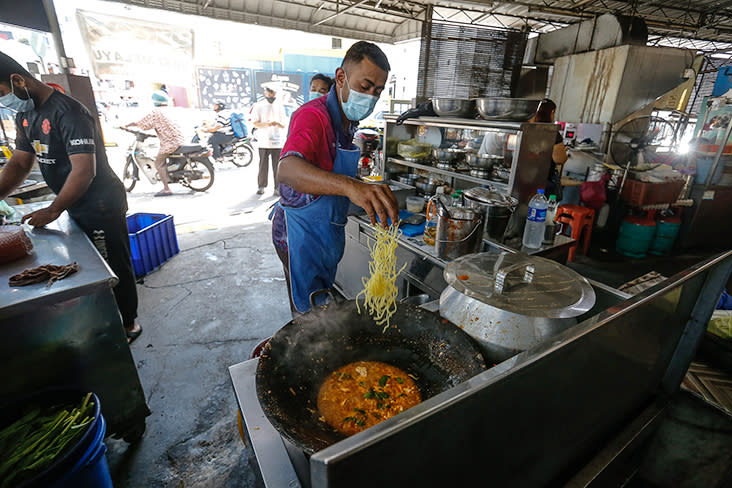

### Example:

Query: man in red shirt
xmin=271 ymin=41 xmax=398 ymax=315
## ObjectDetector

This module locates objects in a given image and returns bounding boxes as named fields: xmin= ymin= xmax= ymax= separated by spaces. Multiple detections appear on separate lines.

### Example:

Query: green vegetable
xmin=395 ymin=377 xmax=405 ymax=384
xmin=378 ymin=375 xmax=390 ymax=387
xmin=0 ymin=393 xmax=95 ymax=488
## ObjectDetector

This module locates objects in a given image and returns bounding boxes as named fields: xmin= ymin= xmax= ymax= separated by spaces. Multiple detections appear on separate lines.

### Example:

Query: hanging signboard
xmin=253 ymin=71 xmax=305 ymax=116
xmin=196 ymin=67 xmax=253 ymax=110
xmin=77 ymin=10 xmax=193 ymax=79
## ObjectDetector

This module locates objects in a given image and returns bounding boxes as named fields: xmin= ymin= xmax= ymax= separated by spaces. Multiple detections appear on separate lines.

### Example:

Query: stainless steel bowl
xmin=465 ymin=153 xmax=500 ymax=169
xmin=476 ymin=98 xmax=540 ymax=121
xmin=415 ymin=177 xmax=441 ymax=195
xmin=397 ymin=174 xmax=418 ymax=185
xmin=432 ymin=148 xmax=465 ymax=161
xmin=431 ymin=98 xmax=476 ymax=118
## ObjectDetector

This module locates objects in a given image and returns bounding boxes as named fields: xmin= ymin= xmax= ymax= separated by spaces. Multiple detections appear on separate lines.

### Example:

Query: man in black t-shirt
xmin=0 ymin=51 xmax=143 ymax=344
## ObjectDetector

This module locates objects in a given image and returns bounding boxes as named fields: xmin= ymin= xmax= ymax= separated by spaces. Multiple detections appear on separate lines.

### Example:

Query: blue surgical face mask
xmin=309 ymin=91 xmax=324 ymax=99
xmin=0 ymin=81 xmax=34 ymax=112
xmin=339 ymin=75 xmax=378 ymax=122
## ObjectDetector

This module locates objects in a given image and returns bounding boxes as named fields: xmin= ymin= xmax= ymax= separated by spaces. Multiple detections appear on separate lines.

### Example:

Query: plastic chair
xmin=555 ymin=204 xmax=595 ymax=262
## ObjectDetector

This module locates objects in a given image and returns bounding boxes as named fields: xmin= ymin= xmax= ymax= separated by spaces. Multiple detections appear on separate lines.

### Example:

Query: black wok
xmin=256 ymin=296 xmax=487 ymax=454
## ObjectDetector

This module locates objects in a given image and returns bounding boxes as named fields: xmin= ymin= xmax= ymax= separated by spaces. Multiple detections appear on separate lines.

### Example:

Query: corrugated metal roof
xmin=117 ymin=0 xmax=732 ymax=51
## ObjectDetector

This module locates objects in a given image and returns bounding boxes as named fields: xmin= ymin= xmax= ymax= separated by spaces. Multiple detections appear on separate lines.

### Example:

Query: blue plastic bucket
xmin=1 ymin=389 xmax=113 ymax=488
xmin=49 ymin=413 xmax=113 ymax=488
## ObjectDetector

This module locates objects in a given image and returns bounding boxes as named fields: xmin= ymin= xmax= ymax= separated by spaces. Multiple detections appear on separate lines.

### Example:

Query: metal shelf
xmin=384 ymin=114 xmax=523 ymax=131
xmin=387 ymin=157 xmax=509 ymax=192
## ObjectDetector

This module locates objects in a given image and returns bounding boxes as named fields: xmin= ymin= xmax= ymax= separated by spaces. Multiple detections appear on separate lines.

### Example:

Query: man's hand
xmin=272 ymin=122 xmax=285 ymax=129
xmin=21 ymin=206 xmax=62 ymax=228
xmin=345 ymin=181 xmax=399 ymax=228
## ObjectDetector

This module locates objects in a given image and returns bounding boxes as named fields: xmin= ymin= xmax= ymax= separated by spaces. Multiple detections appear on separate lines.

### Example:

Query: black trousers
xmin=71 ymin=208 xmax=138 ymax=328
xmin=258 ymin=148 xmax=282 ymax=189
xmin=209 ymin=132 xmax=235 ymax=159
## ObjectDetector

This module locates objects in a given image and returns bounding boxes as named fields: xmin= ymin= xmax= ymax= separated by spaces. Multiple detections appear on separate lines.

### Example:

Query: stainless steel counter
xmin=232 ymin=250 xmax=732 ymax=488
xmin=0 ymin=204 xmax=150 ymax=440
xmin=0 ymin=204 xmax=117 ymax=318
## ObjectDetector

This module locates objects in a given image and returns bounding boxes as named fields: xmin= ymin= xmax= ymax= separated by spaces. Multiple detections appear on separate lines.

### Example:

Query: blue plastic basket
xmin=127 ymin=213 xmax=180 ymax=278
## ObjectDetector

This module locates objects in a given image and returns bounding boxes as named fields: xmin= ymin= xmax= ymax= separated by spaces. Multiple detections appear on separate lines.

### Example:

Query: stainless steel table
xmin=0 ymin=205 xmax=150 ymax=441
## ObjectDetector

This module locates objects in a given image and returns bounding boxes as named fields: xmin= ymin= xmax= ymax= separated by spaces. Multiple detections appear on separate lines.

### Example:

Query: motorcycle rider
xmin=122 ymin=99 xmax=184 ymax=196
xmin=202 ymin=101 xmax=235 ymax=162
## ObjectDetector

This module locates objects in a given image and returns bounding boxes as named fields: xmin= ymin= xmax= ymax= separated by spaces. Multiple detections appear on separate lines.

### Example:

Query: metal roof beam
xmin=313 ymin=0 xmax=368 ymax=26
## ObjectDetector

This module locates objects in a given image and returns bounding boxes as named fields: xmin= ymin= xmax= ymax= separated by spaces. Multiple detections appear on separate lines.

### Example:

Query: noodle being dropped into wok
xmin=356 ymin=223 xmax=407 ymax=331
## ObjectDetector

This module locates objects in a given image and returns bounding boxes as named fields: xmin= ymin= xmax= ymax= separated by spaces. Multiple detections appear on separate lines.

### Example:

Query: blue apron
xmin=280 ymin=145 xmax=359 ymax=313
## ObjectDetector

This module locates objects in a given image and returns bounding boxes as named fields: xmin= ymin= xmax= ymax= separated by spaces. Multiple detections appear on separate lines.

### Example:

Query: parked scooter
xmin=193 ymin=127 xmax=255 ymax=167
xmin=121 ymin=127 xmax=215 ymax=192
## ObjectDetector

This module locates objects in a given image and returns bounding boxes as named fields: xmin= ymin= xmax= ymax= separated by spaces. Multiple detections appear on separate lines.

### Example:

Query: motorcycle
xmin=193 ymin=127 xmax=255 ymax=168
xmin=120 ymin=127 xmax=215 ymax=192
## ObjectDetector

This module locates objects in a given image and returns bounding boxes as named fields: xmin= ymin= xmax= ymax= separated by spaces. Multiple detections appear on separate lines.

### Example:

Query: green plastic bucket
xmin=617 ymin=216 xmax=656 ymax=258
xmin=649 ymin=218 xmax=681 ymax=256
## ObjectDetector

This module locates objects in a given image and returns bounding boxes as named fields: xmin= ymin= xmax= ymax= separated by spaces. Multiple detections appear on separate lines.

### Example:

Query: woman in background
xmin=530 ymin=98 xmax=567 ymax=200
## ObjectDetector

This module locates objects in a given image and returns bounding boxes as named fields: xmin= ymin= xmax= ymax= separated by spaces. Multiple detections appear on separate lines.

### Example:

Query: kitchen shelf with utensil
xmin=381 ymin=114 xmax=558 ymax=207
xmin=387 ymin=156 xmax=509 ymax=192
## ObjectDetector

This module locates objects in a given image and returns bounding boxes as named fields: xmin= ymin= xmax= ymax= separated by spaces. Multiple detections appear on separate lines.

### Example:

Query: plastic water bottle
xmin=543 ymin=194 xmax=558 ymax=244
xmin=523 ymin=189 xmax=548 ymax=249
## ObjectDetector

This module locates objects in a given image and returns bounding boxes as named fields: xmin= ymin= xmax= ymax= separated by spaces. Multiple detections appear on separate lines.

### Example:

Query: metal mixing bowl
xmin=465 ymin=153 xmax=501 ymax=169
xmin=475 ymin=98 xmax=540 ymax=121
xmin=415 ymin=177 xmax=440 ymax=194
xmin=431 ymin=98 xmax=476 ymax=118
xmin=432 ymin=148 xmax=465 ymax=161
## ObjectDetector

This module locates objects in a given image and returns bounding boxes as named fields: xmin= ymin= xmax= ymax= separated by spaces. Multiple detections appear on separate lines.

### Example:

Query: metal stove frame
xmin=231 ymin=250 xmax=732 ymax=488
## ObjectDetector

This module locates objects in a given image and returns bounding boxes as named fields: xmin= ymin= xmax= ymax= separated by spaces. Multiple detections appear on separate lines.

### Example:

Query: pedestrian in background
xmin=309 ymin=74 xmax=334 ymax=99
xmin=251 ymin=87 xmax=287 ymax=195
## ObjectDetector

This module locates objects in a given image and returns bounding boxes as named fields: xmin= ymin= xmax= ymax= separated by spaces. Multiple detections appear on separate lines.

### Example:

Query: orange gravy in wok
xmin=317 ymin=361 xmax=421 ymax=436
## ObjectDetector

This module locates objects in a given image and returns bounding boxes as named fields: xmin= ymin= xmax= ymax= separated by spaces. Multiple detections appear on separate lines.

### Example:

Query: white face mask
xmin=0 ymin=80 xmax=34 ymax=112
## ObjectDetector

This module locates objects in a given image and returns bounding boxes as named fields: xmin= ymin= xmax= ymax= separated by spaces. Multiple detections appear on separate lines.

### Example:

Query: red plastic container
xmin=621 ymin=179 xmax=684 ymax=206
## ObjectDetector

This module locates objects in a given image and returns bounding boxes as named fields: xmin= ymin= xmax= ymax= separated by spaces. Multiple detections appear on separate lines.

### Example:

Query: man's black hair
xmin=311 ymin=73 xmax=334 ymax=89
xmin=0 ymin=51 xmax=32 ymax=84
xmin=342 ymin=41 xmax=390 ymax=73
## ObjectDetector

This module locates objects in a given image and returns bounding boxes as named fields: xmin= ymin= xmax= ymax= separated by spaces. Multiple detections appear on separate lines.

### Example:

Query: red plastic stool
xmin=555 ymin=204 xmax=595 ymax=262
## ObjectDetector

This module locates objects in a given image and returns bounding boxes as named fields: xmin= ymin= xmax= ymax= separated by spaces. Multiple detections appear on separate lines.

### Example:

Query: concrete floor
xmin=101 ymin=137 xmax=288 ymax=487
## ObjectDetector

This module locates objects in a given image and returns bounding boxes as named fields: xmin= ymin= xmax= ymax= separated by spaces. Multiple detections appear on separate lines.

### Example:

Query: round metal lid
xmin=443 ymin=252 xmax=596 ymax=318
xmin=462 ymin=187 xmax=518 ymax=207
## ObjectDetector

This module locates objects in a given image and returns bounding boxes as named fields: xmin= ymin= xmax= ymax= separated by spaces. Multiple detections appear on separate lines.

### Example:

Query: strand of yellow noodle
xmin=356 ymin=223 xmax=407 ymax=332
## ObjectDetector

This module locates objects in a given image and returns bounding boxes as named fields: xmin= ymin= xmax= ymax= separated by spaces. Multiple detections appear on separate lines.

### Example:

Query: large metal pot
xmin=462 ymin=188 xmax=518 ymax=241
xmin=440 ymin=252 xmax=595 ymax=363
xmin=435 ymin=206 xmax=482 ymax=260
xmin=256 ymin=295 xmax=487 ymax=454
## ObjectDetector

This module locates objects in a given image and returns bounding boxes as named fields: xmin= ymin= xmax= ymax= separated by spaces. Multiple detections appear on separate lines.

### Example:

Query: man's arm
xmin=251 ymin=105 xmax=272 ymax=129
xmin=21 ymin=153 xmax=95 ymax=227
xmin=278 ymin=155 xmax=399 ymax=226
xmin=0 ymin=150 xmax=35 ymax=200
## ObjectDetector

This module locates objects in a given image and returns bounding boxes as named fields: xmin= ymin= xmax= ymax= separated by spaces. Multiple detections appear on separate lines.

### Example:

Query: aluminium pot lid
xmin=443 ymin=252 xmax=596 ymax=318
xmin=462 ymin=187 xmax=518 ymax=207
